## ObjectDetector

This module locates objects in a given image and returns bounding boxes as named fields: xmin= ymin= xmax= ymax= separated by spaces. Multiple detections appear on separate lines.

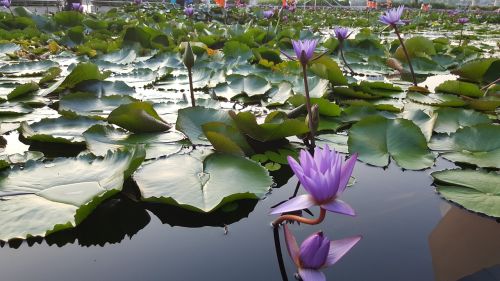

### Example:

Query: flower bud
xmin=305 ymin=104 xmax=319 ymax=136
xmin=183 ymin=42 xmax=195 ymax=70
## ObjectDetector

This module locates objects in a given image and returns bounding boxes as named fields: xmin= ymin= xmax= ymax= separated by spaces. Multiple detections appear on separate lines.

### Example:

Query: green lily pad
xmin=309 ymin=55 xmax=347 ymax=86
xmin=134 ymin=151 xmax=272 ymax=212
xmin=176 ymin=106 xmax=233 ymax=145
xmin=430 ymin=124 xmax=500 ymax=168
xmin=213 ymin=74 xmax=271 ymax=100
xmin=202 ymin=122 xmax=253 ymax=156
xmin=407 ymin=92 xmax=467 ymax=107
xmin=432 ymin=169 xmax=500 ymax=218
xmin=433 ymin=108 xmax=491 ymax=134
xmin=83 ymin=124 xmax=184 ymax=159
xmin=348 ymin=116 xmax=435 ymax=170
xmin=7 ymin=82 xmax=39 ymax=101
xmin=107 ymin=102 xmax=171 ymax=133
xmin=20 ymin=117 xmax=106 ymax=145
xmin=394 ymin=36 xmax=436 ymax=61
xmin=0 ymin=61 xmax=58 ymax=76
xmin=0 ymin=147 xmax=146 ymax=241
xmin=435 ymin=80 xmax=484 ymax=98
xmin=59 ymin=92 xmax=137 ymax=119
xmin=230 ymin=111 xmax=309 ymax=142
xmin=452 ymin=58 xmax=499 ymax=83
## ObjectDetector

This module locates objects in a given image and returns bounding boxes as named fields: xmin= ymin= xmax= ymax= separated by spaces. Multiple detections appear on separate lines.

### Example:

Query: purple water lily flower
xmin=448 ymin=10 xmax=459 ymax=16
xmin=71 ymin=2 xmax=84 ymax=12
xmin=134 ymin=0 xmax=142 ymax=5
xmin=379 ymin=5 xmax=405 ymax=26
xmin=457 ymin=17 xmax=469 ymax=24
xmin=0 ymin=0 xmax=10 ymax=8
xmin=263 ymin=10 xmax=274 ymax=19
xmin=284 ymin=225 xmax=361 ymax=281
xmin=281 ymin=39 xmax=319 ymax=66
xmin=184 ymin=7 xmax=194 ymax=17
xmin=270 ymin=145 xmax=357 ymax=216
xmin=333 ymin=27 xmax=352 ymax=41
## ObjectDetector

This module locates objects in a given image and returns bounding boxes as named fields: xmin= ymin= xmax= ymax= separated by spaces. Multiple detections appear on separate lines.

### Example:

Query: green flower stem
xmin=339 ymin=43 xmax=354 ymax=74
xmin=187 ymin=67 xmax=196 ymax=107
xmin=301 ymin=63 xmax=316 ymax=149
xmin=394 ymin=26 xmax=417 ymax=86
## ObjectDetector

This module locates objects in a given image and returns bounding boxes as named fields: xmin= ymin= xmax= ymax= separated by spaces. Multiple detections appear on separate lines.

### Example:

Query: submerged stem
xmin=301 ymin=64 xmax=315 ymax=149
xmin=459 ymin=26 xmax=463 ymax=47
xmin=394 ymin=26 xmax=417 ymax=86
xmin=187 ymin=67 xmax=195 ymax=107
xmin=273 ymin=226 xmax=289 ymax=281
xmin=272 ymin=208 xmax=326 ymax=227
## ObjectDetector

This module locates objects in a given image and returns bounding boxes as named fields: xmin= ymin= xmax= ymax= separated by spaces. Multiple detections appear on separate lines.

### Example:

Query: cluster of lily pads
xmin=0 ymin=2 xmax=498 ymax=256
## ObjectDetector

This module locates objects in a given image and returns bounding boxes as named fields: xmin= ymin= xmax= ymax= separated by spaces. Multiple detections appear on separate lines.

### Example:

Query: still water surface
xmin=1 ymin=157 xmax=499 ymax=281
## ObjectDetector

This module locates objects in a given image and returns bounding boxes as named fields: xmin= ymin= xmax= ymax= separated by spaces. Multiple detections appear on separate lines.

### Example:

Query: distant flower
xmin=284 ymin=225 xmax=361 ymax=281
xmin=184 ymin=6 xmax=194 ymax=17
xmin=448 ymin=10 xmax=459 ymax=16
xmin=134 ymin=0 xmax=142 ymax=5
xmin=270 ymin=145 xmax=357 ymax=216
xmin=71 ymin=2 xmax=84 ymax=12
xmin=401 ymin=19 xmax=411 ymax=25
xmin=263 ymin=9 xmax=274 ymax=19
xmin=333 ymin=27 xmax=352 ymax=41
xmin=457 ymin=17 xmax=469 ymax=24
xmin=379 ymin=5 xmax=405 ymax=26
xmin=0 ymin=0 xmax=10 ymax=8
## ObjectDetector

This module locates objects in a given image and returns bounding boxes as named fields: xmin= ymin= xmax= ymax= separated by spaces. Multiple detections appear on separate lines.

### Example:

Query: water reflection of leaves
xmin=145 ymin=199 xmax=258 ymax=228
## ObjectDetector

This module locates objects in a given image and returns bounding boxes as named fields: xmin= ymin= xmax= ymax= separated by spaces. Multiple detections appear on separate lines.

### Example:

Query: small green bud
xmin=305 ymin=104 xmax=320 ymax=136
xmin=183 ymin=42 xmax=195 ymax=69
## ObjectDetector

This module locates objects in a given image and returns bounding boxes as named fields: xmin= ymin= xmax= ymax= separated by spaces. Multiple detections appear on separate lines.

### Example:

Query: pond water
xmin=1 ymin=156 xmax=499 ymax=281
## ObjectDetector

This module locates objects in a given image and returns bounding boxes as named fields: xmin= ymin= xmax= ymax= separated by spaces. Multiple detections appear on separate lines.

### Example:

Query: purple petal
xmin=323 ymin=236 xmax=362 ymax=267
xmin=321 ymin=199 xmax=356 ymax=216
xmin=299 ymin=231 xmax=330 ymax=269
xmin=298 ymin=268 xmax=326 ymax=281
xmin=269 ymin=194 xmax=316 ymax=215
xmin=283 ymin=225 xmax=300 ymax=266
xmin=338 ymin=153 xmax=357 ymax=194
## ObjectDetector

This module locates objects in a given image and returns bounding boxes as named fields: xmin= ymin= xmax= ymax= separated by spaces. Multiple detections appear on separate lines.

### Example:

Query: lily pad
xmin=107 ymin=102 xmax=171 ymax=133
xmin=175 ymin=106 xmax=233 ymax=145
xmin=348 ymin=116 xmax=435 ymax=170
xmin=83 ymin=125 xmax=184 ymax=159
xmin=0 ymin=147 xmax=146 ymax=241
xmin=134 ymin=151 xmax=272 ymax=212
xmin=213 ymin=74 xmax=271 ymax=100
xmin=7 ymin=82 xmax=39 ymax=101
xmin=19 ymin=117 xmax=105 ymax=145
xmin=435 ymin=80 xmax=484 ymax=98
xmin=432 ymin=169 xmax=500 ymax=218
xmin=433 ymin=108 xmax=491 ymax=134
xmin=230 ymin=111 xmax=309 ymax=142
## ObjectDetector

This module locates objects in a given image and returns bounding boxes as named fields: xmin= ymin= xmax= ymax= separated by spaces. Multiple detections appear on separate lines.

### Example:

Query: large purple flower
xmin=270 ymin=145 xmax=357 ymax=216
xmin=263 ymin=10 xmax=274 ymax=19
xmin=333 ymin=27 xmax=352 ymax=41
xmin=379 ymin=5 xmax=405 ymax=26
xmin=184 ymin=7 xmax=194 ymax=17
xmin=71 ymin=2 xmax=84 ymax=12
xmin=284 ymin=225 xmax=361 ymax=281
xmin=457 ymin=17 xmax=469 ymax=24
xmin=0 ymin=0 xmax=10 ymax=8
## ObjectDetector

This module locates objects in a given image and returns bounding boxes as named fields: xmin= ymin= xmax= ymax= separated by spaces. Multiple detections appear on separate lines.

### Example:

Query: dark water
xmin=1 ymin=158 xmax=500 ymax=281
